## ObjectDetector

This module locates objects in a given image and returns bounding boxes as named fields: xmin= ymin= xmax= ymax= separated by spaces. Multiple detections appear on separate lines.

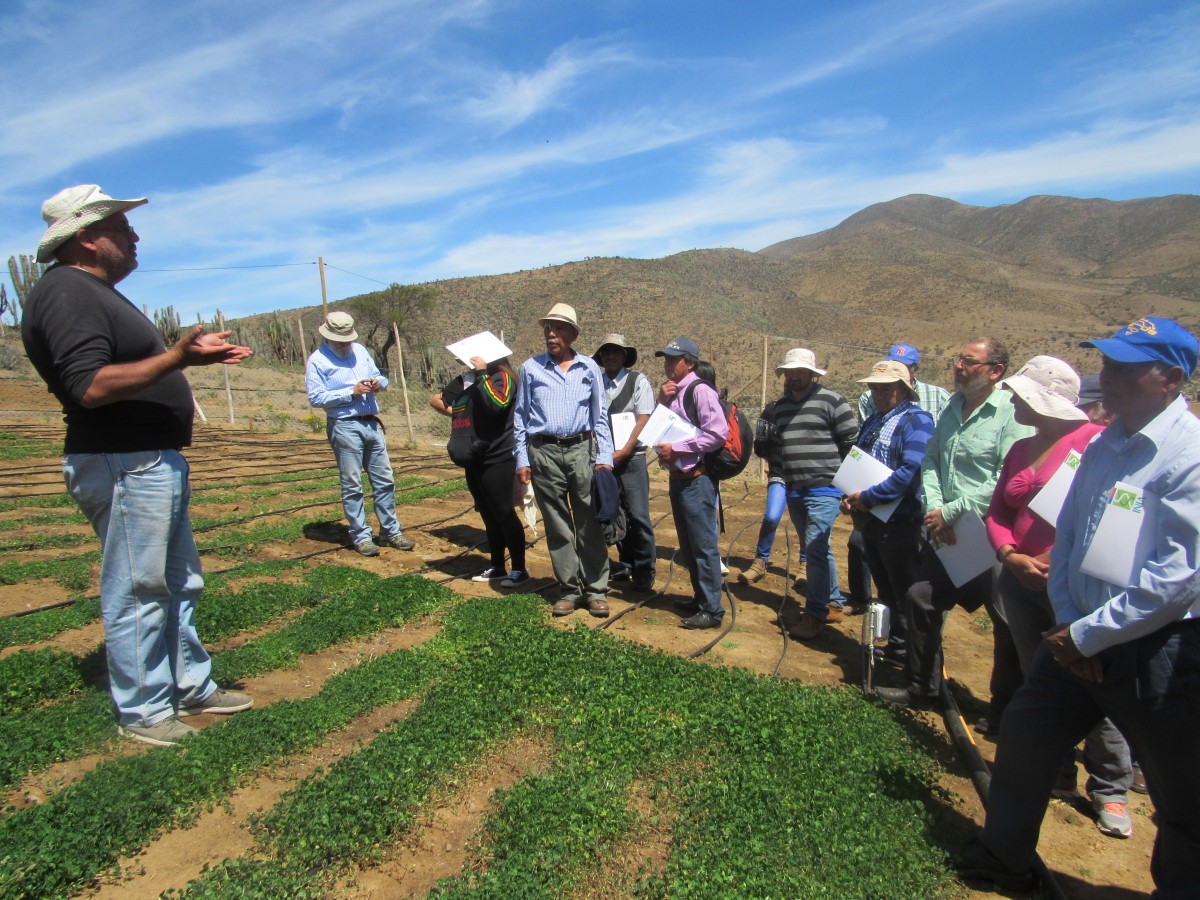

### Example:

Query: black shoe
xmin=632 ymin=573 xmax=655 ymax=591
xmin=1132 ymin=763 xmax=1148 ymax=795
xmin=674 ymin=599 xmax=700 ymax=613
xmin=681 ymin=611 xmax=722 ymax=630
xmin=611 ymin=569 xmax=633 ymax=583
xmin=953 ymin=839 xmax=1035 ymax=892
xmin=973 ymin=717 xmax=1001 ymax=738
xmin=873 ymin=686 xmax=937 ymax=710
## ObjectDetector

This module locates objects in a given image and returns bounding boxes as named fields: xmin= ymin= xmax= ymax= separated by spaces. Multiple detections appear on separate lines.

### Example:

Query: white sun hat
xmin=36 ymin=185 xmax=147 ymax=263
xmin=999 ymin=355 xmax=1089 ymax=422
xmin=774 ymin=347 xmax=826 ymax=376
xmin=319 ymin=311 xmax=358 ymax=342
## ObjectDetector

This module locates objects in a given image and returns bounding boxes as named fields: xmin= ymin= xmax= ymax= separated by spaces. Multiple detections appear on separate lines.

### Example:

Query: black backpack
xmin=682 ymin=382 xmax=753 ymax=480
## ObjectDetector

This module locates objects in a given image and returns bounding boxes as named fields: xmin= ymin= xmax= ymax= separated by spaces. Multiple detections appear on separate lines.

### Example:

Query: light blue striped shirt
xmin=305 ymin=343 xmax=389 ymax=419
xmin=1050 ymin=394 xmax=1200 ymax=656
xmin=513 ymin=351 xmax=614 ymax=468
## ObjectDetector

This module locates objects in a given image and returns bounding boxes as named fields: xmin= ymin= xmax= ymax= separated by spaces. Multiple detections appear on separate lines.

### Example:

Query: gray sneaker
xmin=1093 ymin=798 xmax=1133 ymax=838
xmin=380 ymin=533 xmax=415 ymax=551
xmin=119 ymin=716 xmax=198 ymax=747
xmin=354 ymin=539 xmax=380 ymax=557
xmin=179 ymin=688 xmax=254 ymax=717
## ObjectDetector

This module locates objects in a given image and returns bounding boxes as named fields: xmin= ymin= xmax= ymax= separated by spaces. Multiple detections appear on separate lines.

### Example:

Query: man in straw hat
xmin=757 ymin=348 xmax=858 ymax=641
xmin=21 ymin=185 xmax=255 ymax=747
xmin=594 ymin=333 xmax=656 ymax=592
xmin=876 ymin=337 xmax=1031 ymax=712
xmin=306 ymin=311 xmax=415 ymax=557
xmin=957 ymin=318 xmax=1200 ymax=896
xmin=513 ymin=303 xmax=614 ymax=617
xmin=841 ymin=360 xmax=936 ymax=667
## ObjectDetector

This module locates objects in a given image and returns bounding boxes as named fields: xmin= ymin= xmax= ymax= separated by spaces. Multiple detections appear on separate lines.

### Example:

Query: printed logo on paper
xmin=1065 ymin=450 xmax=1082 ymax=471
xmin=1110 ymin=487 xmax=1142 ymax=513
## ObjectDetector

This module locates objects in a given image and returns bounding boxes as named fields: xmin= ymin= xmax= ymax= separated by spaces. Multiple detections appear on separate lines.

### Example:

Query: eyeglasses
xmin=954 ymin=354 xmax=997 ymax=368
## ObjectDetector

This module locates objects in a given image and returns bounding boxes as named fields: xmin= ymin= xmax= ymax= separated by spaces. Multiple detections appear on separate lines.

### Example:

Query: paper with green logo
xmin=1028 ymin=448 xmax=1085 ymax=526
xmin=1080 ymin=481 xmax=1156 ymax=587
xmin=831 ymin=446 xmax=901 ymax=522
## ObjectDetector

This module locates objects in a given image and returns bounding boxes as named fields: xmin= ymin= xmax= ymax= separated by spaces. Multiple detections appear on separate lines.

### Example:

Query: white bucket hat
xmin=319 ymin=311 xmax=358 ymax=342
xmin=857 ymin=360 xmax=918 ymax=400
xmin=539 ymin=302 xmax=580 ymax=332
xmin=37 ymin=185 xmax=147 ymax=263
xmin=999 ymin=355 xmax=1088 ymax=422
xmin=775 ymin=347 xmax=826 ymax=376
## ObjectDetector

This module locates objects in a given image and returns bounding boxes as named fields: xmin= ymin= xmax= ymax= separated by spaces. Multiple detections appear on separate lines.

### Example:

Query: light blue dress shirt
xmin=513 ymin=351 xmax=614 ymax=469
xmin=1049 ymin=394 xmax=1200 ymax=656
xmin=306 ymin=343 xmax=389 ymax=418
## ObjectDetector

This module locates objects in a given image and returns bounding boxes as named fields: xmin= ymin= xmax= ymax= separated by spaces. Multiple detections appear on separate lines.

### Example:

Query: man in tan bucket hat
xmin=513 ymin=303 xmax=615 ymax=617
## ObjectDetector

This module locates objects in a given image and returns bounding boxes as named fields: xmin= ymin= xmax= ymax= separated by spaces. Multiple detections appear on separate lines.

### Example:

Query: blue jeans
xmin=64 ymin=450 xmax=215 ymax=727
xmin=982 ymin=623 xmax=1200 ymax=898
xmin=328 ymin=417 xmax=400 ymax=545
xmin=669 ymin=473 xmax=724 ymax=618
xmin=753 ymin=481 xmax=788 ymax=560
xmin=785 ymin=488 xmax=845 ymax=618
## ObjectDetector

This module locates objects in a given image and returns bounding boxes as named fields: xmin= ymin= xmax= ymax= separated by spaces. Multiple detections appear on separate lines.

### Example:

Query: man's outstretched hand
xmin=175 ymin=326 xmax=254 ymax=366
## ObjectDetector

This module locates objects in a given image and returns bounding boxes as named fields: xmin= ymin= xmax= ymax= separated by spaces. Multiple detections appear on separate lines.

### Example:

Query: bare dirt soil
xmin=0 ymin=370 xmax=1156 ymax=899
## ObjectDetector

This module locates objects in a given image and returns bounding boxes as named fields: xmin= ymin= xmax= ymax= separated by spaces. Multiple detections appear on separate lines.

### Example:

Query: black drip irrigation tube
xmin=935 ymin=673 xmax=1067 ymax=900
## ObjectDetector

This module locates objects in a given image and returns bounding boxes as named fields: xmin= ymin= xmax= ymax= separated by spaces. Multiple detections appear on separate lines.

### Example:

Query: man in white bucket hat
xmin=22 ymin=185 xmax=255 ymax=747
xmin=306 ymin=311 xmax=415 ymax=556
xmin=513 ymin=303 xmax=614 ymax=617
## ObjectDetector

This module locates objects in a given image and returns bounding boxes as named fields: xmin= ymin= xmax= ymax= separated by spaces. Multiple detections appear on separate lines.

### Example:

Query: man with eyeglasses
xmin=876 ymin=337 xmax=1031 ymax=711
xmin=956 ymin=318 xmax=1200 ymax=896
xmin=22 ymin=186 xmax=255 ymax=748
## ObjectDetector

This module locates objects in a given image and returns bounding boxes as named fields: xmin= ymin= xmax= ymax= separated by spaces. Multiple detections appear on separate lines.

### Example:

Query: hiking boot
xmin=354 ymin=539 xmax=380 ymax=557
xmin=179 ymin=689 xmax=253 ymax=717
xmin=788 ymin=615 xmax=824 ymax=641
xmin=119 ymin=716 xmax=198 ymax=747
xmin=681 ymin=611 xmax=722 ymax=630
xmin=471 ymin=567 xmax=503 ymax=582
xmin=739 ymin=558 xmax=768 ymax=584
xmin=552 ymin=598 xmax=577 ymax=617
xmin=1094 ymin=799 xmax=1133 ymax=838
xmin=498 ymin=570 xmax=530 ymax=589
xmin=953 ymin=839 xmax=1035 ymax=892
xmin=825 ymin=604 xmax=845 ymax=624
xmin=587 ymin=597 xmax=610 ymax=618
xmin=380 ymin=533 xmax=415 ymax=551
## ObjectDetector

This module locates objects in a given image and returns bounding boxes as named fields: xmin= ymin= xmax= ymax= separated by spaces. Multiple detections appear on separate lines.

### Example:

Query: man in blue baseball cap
xmin=956 ymin=317 xmax=1200 ymax=896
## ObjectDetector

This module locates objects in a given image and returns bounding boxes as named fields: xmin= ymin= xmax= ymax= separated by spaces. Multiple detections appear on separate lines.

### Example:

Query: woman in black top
xmin=434 ymin=356 xmax=528 ymax=587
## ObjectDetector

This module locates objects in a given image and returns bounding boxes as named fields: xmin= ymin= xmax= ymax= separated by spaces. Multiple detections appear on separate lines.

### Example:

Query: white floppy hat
xmin=999 ymin=355 xmax=1088 ymax=422
xmin=36 ymin=185 xmax=148 ymax=263
xmin=319 ymin=311 xmax=358 ymax=342
xmin=857 ymin=360 xmax=918 ymax=400
xmin=775 ymin=347 xmax=826 ymax=376
xmin=539 ymin=302 xmax=580 ymax=332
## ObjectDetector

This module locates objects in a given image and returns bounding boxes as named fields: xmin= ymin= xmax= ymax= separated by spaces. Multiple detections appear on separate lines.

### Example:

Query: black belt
xmin=532 ymin=431 xmax=591 ymax=447
xmin=342 ymin=415 xmax=381 ymax=423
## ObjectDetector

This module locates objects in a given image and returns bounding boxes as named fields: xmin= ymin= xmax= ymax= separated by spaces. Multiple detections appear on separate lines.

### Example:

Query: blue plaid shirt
xmin=513 ymin=351 xmax=614 ymax=468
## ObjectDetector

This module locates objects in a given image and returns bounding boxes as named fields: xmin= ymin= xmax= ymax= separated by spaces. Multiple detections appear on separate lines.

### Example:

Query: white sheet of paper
xmin=610 ymin=411 xmax=636 ymax=451
xmin=932 ymin=509 xmax=995 ymax=588
xmin=1080 ymin=481 xmax=1156 ymax=587
xmin=1027 ymin=449 xmax=1083 ymax=527
xmin=639 ymin=403 xmax=700 ymax=448
xmin=831 ymin=446 xmax=901 ymax=523
xmin=445 ymin=331 xmax=513 ymax=368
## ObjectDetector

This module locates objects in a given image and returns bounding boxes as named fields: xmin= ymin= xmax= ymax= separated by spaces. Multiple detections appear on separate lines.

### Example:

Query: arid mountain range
xmin=261 ymin=193 xmax=1200 ymax=404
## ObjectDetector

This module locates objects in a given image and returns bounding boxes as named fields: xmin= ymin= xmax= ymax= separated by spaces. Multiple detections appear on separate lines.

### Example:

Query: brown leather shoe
xmin=788 ymin=615 xmax=823 ymax=641
xmin=825 ymin=605 xmax=845 ymax=624
xmin=552 ymin=598 xmax=577 ymax=617
xmin=587 ymin=597 xmax=610 ymax=618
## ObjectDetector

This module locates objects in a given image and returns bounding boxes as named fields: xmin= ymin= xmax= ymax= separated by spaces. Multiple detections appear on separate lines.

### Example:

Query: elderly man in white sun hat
xmin=22 ymin=185 xmax=255 ymax=748
xmin=758 ymin=347 xmax=858 ymax=641
xmin=306 ymin=310 xmax=415 ymax=557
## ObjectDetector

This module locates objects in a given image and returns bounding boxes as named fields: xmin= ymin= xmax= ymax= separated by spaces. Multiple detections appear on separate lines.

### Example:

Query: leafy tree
xmin=345 ymin=283 xmax=437 ymax=377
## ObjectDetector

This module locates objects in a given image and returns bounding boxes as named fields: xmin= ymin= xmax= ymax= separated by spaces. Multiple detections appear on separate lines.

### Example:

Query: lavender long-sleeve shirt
xmin=665 ymin=371 xmax=728 ymax=473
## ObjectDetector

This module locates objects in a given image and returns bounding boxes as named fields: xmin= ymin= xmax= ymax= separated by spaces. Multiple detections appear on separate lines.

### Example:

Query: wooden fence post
xmin=392 ymin=322 xmax=415 ymax=445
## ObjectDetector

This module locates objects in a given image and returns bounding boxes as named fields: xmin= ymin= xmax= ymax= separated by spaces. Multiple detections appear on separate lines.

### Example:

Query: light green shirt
xmin=921 ymin=389 xmax=1033 ymax=527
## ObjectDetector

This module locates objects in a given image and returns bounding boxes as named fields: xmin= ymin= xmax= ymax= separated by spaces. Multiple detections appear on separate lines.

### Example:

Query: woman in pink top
xmin=986 ymin=356 xmax=1134 ymax=838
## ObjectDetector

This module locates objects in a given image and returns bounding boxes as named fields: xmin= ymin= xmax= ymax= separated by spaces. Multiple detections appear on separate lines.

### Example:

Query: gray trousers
xmin=995 ymin=567 xmax=1132 ymax=801
xmin=528 ymin=438 xmax=609 ymax=602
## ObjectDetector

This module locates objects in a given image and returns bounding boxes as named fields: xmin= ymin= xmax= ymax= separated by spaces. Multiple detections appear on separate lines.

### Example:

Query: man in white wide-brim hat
xmin=21 ymin=185 xmax=255 ymax=748
xmin=306 ymin=310 xmax=415 ymax=557
xmin=513 ymin=303 xmax=615 ymax=618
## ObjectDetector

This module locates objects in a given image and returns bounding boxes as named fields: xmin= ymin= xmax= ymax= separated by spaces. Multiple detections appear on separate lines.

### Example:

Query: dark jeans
xmin=982 ymin=622 xmax=1200 ymax=898
xmin=613 ymin=452 xmax=656 ymax=578
xmin=668 ymin=473 xmax=724 ymax=618
xmin=465 ymin=460 xmax=526 ymax=573
xmin=905 ymin=545 xmax=1022 ymax=714
xmin=847 ymin=526 xmax=874 ymax=605
xmin=858 ymin=515 xmax=921 ymax=652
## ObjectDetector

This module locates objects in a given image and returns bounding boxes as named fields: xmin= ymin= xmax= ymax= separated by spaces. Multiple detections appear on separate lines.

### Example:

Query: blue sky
xmin=2 ymin=0 xmax=1199 ymax=324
